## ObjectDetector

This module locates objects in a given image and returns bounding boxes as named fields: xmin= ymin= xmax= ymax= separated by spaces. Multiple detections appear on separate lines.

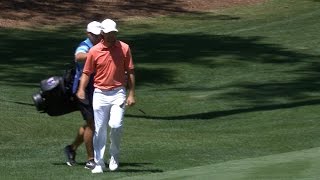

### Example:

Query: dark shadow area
xmin=0 ymin=0 xmax=187 ymax=15
xmin=117 ymin=162 xmax=163 ymax=173
xmin=127 ymin=33 xmax=313 ymax=65
xmin=52 ymin=161 xmax=162 ymax=173
xmin=166 ymin=66 xmax=320 ymax=104
xmin=215 ymin=77 xmax=320 ymax=104
xmin=0 ymin=29 xmax=77 ymax=84
xmin=119 ymin=162 xmax=152 ymax=167
xmin=127 ymin=33 xmax=320 ymax=105
xmin=126 ymin=99 xmax=320 ymax=120
xmin=52 ymin=162 xmax=72 ymax=166
xmin=1 ymin=99 xmax=35 ymax=107
xmin=135 ymin=67 xmax=177 ymax=86
xmin=0 ymin=0 xmax=218 ymax=28
xmin=1 ymin=27 xmax=320 ymax=120
xmin=1 ymin=30 xmax=319 ymax=101
xmin=122 ymin=13 xmax=240 ymax=32
xmin=1 ymin=32 xmax=317 ymax=85
xmin=118 ymin=169 xmax=163 ymax=173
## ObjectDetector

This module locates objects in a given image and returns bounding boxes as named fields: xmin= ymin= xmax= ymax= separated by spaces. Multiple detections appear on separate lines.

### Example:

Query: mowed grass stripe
xmin=120 ymin=147 xmax=320 ymax=180
xmin=224 ymin=8 xmax=320 ymax=35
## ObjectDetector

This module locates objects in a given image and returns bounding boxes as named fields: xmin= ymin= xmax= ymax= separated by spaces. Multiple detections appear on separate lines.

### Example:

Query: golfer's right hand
xmin=76 ymin=89 xmax=89 ymax=105
xmin=76 ymin=89 xmax=86 ymax=101
xmin=76 ymin=89 xmax=85 ymax=100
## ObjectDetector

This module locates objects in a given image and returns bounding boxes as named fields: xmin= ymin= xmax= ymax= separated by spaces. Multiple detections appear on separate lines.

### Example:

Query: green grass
xmin=1 ymin=0 xmax=320 ymax=179
xmin=121 ymin=147 xmax=320 ymax=180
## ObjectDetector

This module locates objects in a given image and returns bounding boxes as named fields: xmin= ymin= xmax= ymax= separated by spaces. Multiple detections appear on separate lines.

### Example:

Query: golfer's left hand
xmin=126 ymin=96 xmax=136 ymax=107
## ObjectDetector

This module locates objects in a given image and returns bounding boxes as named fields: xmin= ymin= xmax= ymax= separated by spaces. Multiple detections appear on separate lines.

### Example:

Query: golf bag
xmin=32 ymin=63 xmax=78 ymax=116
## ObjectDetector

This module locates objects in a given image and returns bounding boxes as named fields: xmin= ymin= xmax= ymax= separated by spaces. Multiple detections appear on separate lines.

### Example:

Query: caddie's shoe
xmin=84 ymin=159 xmax=96 ymax=170
xmin=109 ymin=156 xmax=119 ymax=171
xmin=64 ymin=145 xmax=76 ymax=166
xmin=91 ymin=165 xmax=103 ymax=174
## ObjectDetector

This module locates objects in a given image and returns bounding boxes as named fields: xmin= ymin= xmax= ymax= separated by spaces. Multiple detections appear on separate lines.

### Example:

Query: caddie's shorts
xmin=77 ymin=98 xmax=94 ymax=121
xmin=75 ymin=83 xmax=94 ymax=121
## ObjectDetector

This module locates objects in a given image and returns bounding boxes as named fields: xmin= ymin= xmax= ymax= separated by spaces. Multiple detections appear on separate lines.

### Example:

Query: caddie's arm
xmin=76 ymin=73 xmax=90 ymax=101
xmin=126 ymin=69 xmax=136 ymax=107
xmin=75 ymin=52 xmax=87 ymax=62
xmin=77 ymin=50 xmax=94 ymax=101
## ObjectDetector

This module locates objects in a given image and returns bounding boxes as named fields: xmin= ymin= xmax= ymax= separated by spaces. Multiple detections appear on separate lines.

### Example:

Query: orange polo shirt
xmin=83 ymin=40 xmax=134 ymax=90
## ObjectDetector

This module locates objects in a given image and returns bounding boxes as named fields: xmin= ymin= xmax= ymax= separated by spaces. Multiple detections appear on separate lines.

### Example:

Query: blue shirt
xmin=72 ymin=38 xmax=94 ymax=94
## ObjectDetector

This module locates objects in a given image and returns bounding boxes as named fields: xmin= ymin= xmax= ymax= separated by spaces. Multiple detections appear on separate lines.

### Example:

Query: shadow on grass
xmin=118 ymin=169 xmax=163 ymax=173
xmin=0 ymin=0 xmax=220 ymax=27
xmin=118 ymin=162 xmax=163 ymax=173
xmin=52 ymin=161 xmax=163 ymax=173
xmin=126 ymin=99 xmax=320 ymax=120
xmin=1 ymin=99 xmax=34 ymax=107
xmin=1 ymin=30 xmax=316 ymax=84
xmin=1 ymin=28 xmax=320 ymax=119
xmin=126 ymin=33 xmax=320 ymax=107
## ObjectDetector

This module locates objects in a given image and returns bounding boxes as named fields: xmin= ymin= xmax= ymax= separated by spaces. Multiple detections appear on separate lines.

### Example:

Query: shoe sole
xmin=92 ymin=171 xmax=103 ymax=174
xmin=64 ymin=145 xmax=77 ymax=161
xmin=64 ymin=151 xmax=76 ymax=167
xmin=91 ymin=166 xmax=104 ymax=173
xmin=109 ymin=167 xmax=118 ymax=171
xmin=84 ymin=166 xmax=95 ymax=170
xmin=109 ymin=164 xmax=119 ymax=171
xmin=66 ymin=161 xmax=76 ymax=166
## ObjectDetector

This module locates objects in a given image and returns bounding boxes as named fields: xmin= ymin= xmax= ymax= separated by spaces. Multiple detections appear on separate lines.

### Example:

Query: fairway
xmin=121 ymin=147 xmax=320 ymax=180
xmin=1 ymin=0 xmax=320 ymax=179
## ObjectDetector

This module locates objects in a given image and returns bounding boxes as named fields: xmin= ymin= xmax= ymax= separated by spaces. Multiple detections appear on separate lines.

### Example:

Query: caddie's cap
xmin=101 ymin=19 xmax=118 ymax=33
xmin=87 ymin=21 xmax=102 ymax=35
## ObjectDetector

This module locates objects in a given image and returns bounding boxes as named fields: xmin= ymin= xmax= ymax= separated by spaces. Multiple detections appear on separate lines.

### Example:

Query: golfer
xmin=76 ymin=18 xmax=135 ymax=174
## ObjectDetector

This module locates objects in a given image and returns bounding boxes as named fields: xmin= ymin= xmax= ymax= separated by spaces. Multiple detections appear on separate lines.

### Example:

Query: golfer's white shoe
xmin=91 ymin=165 xmax=103 ymax=174
xmin=91 ymin=161 xmax=107 ymax=173
xmin=109 ymin=156 xmax=119 ymax=171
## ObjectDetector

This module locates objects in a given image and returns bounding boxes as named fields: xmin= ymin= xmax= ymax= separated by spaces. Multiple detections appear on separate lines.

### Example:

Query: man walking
xmin=76 ymin=18 xmax=135 ymax=173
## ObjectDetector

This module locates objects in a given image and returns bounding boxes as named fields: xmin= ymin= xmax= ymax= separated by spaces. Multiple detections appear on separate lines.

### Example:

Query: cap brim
xmin=102 ymin=28 xmax=118 ymax=33
xmin=89 ymin=30 xmax=101 ymax=35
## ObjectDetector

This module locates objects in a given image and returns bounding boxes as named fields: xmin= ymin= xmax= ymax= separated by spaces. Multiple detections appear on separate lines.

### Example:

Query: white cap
xmin=86 ymin=21 xmax=102 ymax=35
xmin=101 ymin=19 xmax=118 ymax=33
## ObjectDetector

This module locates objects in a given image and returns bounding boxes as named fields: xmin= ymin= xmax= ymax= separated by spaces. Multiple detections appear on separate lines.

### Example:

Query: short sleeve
xmin=124 ymin=47 xmax=134 ymax=71
xmin=82 ymin=50 xmax=95 ymax=75
xmin=75 ymin=42 xmax=90 ymax=55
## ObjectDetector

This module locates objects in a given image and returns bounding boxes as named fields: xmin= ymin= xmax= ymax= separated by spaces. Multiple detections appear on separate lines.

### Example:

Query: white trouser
xmin=92 ymin=87 xmax=126 ymax=164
